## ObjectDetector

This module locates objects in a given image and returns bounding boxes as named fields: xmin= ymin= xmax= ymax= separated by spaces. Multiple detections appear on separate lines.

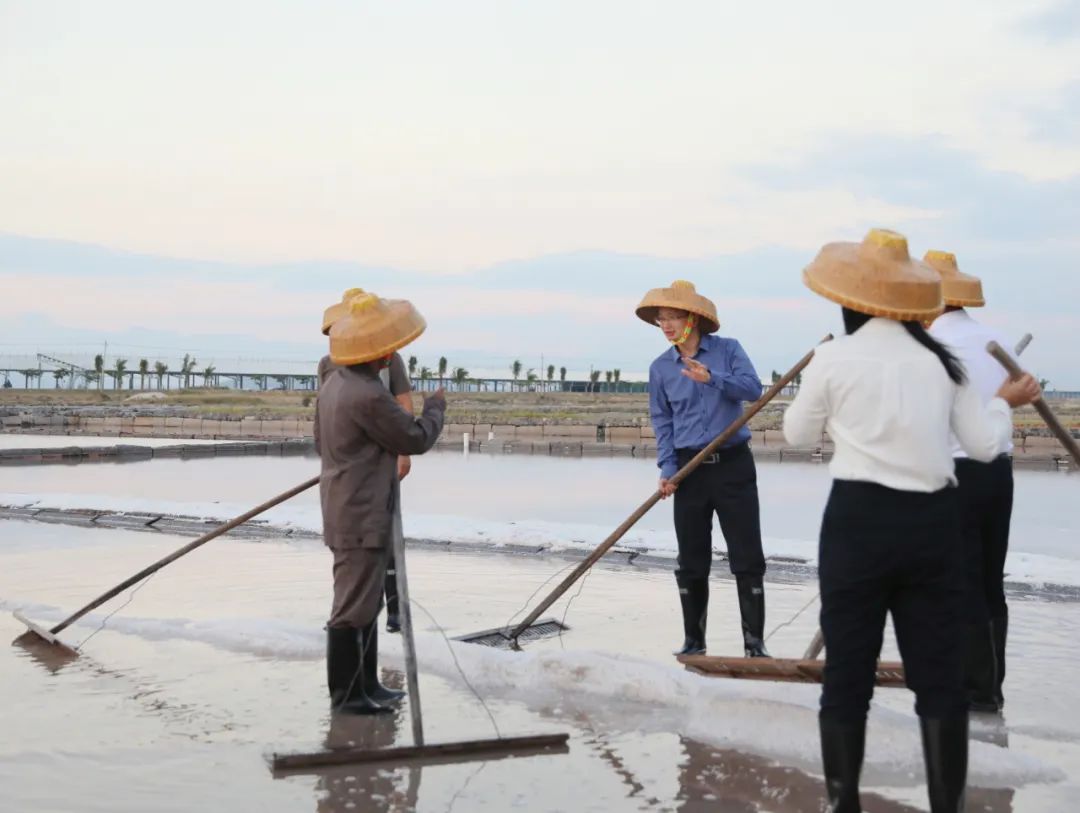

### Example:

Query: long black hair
xmin=841 ymin=307 xmax=966 ymax=385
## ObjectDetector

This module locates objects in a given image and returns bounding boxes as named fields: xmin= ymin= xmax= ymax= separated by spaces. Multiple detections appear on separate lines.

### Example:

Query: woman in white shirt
xmin=783 ymin=229 xmax=1039 ymax=813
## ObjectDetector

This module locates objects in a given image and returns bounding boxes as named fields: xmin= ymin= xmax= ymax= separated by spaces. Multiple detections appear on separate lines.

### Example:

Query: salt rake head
xmin=11 ymin=608 xmax=79 ymax=673
xmin=677 ymin=653 xmax=906 ymax=688
xmin=11 ymin=611 xmax=81 ymax=662
xmin=453 ymin=618 xmax=570 ymax=650
xmin=270 ymin=733 xmax=571 ymax=774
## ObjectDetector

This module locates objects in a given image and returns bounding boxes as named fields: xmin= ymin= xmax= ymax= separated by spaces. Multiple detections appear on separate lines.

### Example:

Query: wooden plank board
xmin=678 ymin=655 xmax=906 ymax=688
xmin=271 ymin=732 xmax=570 ymax=773
xmin=12 ymin=611 xmax=81 ymax=657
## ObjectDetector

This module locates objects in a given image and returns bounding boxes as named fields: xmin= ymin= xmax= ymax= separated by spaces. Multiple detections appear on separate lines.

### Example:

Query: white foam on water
xmin=4 ymin=489 xmax=1080 ymax=589
xmin=2 ymin=598 xmax=1065 ymax=789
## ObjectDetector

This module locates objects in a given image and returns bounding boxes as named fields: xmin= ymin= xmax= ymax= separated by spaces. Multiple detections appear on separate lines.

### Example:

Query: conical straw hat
xmin=802 ymin=229 xmax=943 ymax=321
xmin=329 ymin=292 xmax=426 ymax=365
xmin=635 ymin=280 xmax=720 ymax=334
xmin=923 ymin=250 xmax=985 ymax=307
xmin=322 ymin=288 xmax=368 ymax=335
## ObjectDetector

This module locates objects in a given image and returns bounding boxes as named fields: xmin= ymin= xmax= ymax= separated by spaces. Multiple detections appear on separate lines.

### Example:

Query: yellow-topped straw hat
xmin=922 ymin=250 xmax=985 ymax=308
xmin=322 ymin=288 xmax=368 ymax=335
xmin=328 ymin=291 xmax=426 ymax=366
xmin=802 ymin=228 xmax=944 ymax=321
xmin=635 ymin=280 xmax=721 ymax=335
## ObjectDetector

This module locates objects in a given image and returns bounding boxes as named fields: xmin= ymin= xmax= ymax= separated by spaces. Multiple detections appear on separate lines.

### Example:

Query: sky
xmin=1 ymin=0 xmax=1079 ymax=385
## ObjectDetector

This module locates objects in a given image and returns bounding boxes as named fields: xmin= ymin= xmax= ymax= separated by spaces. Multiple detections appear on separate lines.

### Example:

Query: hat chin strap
xmin=670 ymin=313 xmax=697 ymax=346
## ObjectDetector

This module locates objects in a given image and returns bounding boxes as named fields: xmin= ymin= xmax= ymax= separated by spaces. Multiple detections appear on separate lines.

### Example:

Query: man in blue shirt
xmin=637 ymin=280 xmax=769 ymax=658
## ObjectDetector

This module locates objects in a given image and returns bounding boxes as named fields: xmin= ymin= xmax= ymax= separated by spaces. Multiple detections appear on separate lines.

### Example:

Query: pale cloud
xmin=2 ymin=0 xmax=1079 ymax=268
xmin=2 ymin=1 xmax=1080 ymax=385
xmin=0 ymin=274 xmax=323 ymax=341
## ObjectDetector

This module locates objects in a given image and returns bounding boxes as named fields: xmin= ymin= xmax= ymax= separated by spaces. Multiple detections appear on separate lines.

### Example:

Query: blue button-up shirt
xmin=648 ymin=334 xmax=763 ymax=479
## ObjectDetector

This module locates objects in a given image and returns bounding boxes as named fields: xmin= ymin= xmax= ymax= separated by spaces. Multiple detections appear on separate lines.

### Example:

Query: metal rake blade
xmin=454 ymin=618 xmax=570 ymax=648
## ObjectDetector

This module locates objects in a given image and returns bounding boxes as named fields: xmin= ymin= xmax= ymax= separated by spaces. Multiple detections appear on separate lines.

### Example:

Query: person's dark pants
xmin=955 ymin=455 xmax=1013 ymax=707
xmin=384 ymin=555 xmax=399 ymax=614
xmin=819 ymin=480 xmax=967 ymax=723
xmin=673 ymin=441 xmax=766 ymax=581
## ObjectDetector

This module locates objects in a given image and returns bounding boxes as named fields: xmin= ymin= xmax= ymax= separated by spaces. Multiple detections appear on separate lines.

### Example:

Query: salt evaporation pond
xmin=1 ymin=450 xmax=1078 ymax=810
xmin=1 ymin=449 xmax=1077 ymax=587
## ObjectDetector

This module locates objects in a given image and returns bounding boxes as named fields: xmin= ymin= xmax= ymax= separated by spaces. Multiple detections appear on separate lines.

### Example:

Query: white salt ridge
xmin=4 ymin=489 xmax=1080 ymax=590
xmin=2 ymin=599 xmax=1065 ymax=789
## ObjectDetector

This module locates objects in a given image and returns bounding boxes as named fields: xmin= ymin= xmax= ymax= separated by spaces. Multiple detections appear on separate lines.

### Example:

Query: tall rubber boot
xmin=360 ymin=622 xmax=405 ymax=705
xmin=991 ymin=615 xmax=1008 ymax=709
xmin=327 ymin=626 xmax=389 ymax=715
xmin=820 ymin=716 xmax=865 ymax=813
xmin=674 ymin=575 xmax=708 ymax=656
xmin=919 ymin=714 xmax=969 ymax=813
xmin=736 ymin=575 xmax=771 ymax=657
xmin=964 ymin=621 xmax=1000 ymax=713
xmin=384 ymin=560 xmax=401 ymax=634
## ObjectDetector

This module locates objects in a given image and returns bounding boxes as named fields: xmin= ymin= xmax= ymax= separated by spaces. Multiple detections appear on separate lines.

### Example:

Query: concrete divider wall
xmin=545 ymin=425 xmax=596 ymax=439
xmin=2 ymin=409 xmax=1046 ymax=445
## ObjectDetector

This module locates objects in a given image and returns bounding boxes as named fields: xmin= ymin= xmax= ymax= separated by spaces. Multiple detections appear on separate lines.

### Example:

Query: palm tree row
xmin=16 ymin=354 xmax=220 ymax=391
xmin=401 ymin=356 xmax=631 ymax=393
xmin=406 ymin=355 xmax=471 ymax=391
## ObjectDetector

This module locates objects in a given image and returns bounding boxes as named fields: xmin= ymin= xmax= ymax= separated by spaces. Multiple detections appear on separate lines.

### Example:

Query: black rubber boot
xmin=919 ymin=714 xmax=969 ymax=813
xmin=820 ymin=716 xmax=865 ymax=813
xmin=385 ymin=561 xmax=401 ymax=634
xmin=736 ymin=575 xmax=771 ymax=658
xmin=674 ymin=575 xmax=708 ymax=656
xmin=327 ymin=626 xmax=390 ymax=715
xmin=361 ymin=622 xmax=405 ymax=705
xmin=964 ymin=621 xmax=1000 ymax=714
xmin=991 ymin=615 xmax=1008 ymax=709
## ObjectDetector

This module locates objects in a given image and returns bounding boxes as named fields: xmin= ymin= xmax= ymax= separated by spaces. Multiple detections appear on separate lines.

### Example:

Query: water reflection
xmin=674 ymin=736 xmax=932 ymax=813
xmin=11 ymin=631 xmax=80 ymax=674
xmin=967 ymin=720 xmax=1015 ymax=813
xmin=313 ymin=669 xmax=422 ymax=813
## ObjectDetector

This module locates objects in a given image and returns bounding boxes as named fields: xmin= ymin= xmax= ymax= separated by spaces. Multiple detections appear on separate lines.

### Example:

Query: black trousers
xmin=819 ymin=480 xmax=967 ymax=722
xmin=673 ymin=442 xmax=766 ymax=580
xmin=954 ymin=456 xmax=1012 ymax=625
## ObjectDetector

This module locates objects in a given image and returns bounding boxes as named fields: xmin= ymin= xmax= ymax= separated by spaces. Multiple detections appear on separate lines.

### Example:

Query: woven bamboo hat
xmin=635 ymin=280 xmax=720 ymax=334
xmin=321 ymin=288 xmax=367 ymax=335
xmin=923 ymin=250 xmax=985 ymax=307
xmin=329 ymin=291 xmax=426 ymax=365
xmin=802 ymin=229 xmax=943 ymax=321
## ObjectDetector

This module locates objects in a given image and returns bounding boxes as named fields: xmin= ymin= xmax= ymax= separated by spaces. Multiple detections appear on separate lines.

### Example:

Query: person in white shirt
xmin=926 ymin=251 xmax=1016 ymax=714
xmin=783 ymin=229 xmax=1040 ymax=813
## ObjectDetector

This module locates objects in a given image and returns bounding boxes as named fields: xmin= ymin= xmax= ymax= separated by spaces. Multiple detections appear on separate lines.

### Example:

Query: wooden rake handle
xmin=507 ymin=335 xmax=833 ymax=644
xmin=987 ymin=341 xmax=1080 ymax=468
xmin=47 ymin=476 xmax=321 ymax=637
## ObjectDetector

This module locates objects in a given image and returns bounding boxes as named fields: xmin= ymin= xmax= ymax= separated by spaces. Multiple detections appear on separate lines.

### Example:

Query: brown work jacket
xmin=315 ymin=363 xmax=444 ymax=549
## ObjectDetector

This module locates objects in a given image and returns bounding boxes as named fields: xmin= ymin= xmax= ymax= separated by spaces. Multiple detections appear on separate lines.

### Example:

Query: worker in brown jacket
xmin=322 ymin=289 xmax=415 ymax=634
xmin=316 ymin=290 xmax=445 ymax=715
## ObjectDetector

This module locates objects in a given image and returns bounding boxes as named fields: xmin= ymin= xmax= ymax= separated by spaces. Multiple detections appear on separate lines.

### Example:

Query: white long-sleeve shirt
xmin=782 ymin=318 xmax=1013 ymax=492
xmin=928 ymin=309 xmax=1015 ymax=458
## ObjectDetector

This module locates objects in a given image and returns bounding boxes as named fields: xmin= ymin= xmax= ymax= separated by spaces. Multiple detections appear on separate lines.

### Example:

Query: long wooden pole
xmin=507 ymin=336 xmax=832 ymax=645
xmin=30 ymin=476 xmax=321 ymax=640
xmin=987 ymin=341 xmax=1080 ymax=469
xmin=391 ymin=486 xmax=425 ymax=746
